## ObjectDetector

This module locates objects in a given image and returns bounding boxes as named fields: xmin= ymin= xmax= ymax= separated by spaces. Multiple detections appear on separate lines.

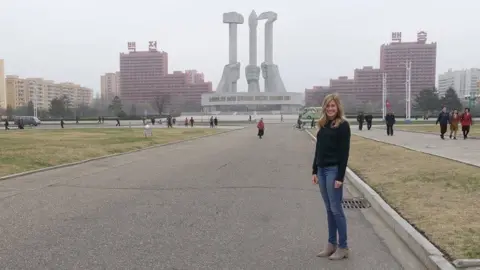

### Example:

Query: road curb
xmin=453 ymin=259 xmax=480 ymax=268
xmin=353 ymin=132 xmax=480 ymax=169
xmin=305 ymin=129 xmax=457 ymax=270
xmin=373 ymin=127 xmax=479 ymax=140
xmin=0 ymin=128 xmax=243 ymax=181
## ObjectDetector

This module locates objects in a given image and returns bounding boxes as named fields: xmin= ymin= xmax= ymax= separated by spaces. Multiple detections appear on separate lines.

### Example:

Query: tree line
xmin=0 ymin=93 xmax=200 ymax=119
xmin=414 ymin=86 xmax=464 ymax=115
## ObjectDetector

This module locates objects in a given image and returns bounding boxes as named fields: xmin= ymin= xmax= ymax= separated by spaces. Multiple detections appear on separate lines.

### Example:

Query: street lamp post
xmin=382 ymin=72 xmax=387 ymax=120
xmin=405 ymin=61 xmax=412 ymax=121
xmin=32 ymin=81 xmax=38 ymax=118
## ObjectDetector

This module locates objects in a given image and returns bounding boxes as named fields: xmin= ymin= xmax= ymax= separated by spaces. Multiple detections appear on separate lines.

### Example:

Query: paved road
xmin=0 ymin=125 xmax=401 ymax=269
xmin=353 ymin=127 xmax=480 ymax=167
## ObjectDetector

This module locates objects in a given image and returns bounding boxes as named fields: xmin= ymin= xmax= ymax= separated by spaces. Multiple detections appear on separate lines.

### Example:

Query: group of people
xmin=209 ymin=116 xmax=218 ymax=128
xmin=436 ymin=107 xmax=473 ymax=140
xmin=356 ymin=113 xmax=374 ymax=131
xmin=356 ymin=112 xmax=396 ymax=136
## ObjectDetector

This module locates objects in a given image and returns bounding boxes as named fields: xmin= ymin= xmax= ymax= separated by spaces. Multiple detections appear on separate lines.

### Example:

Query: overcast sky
xmin=1 ymin=0 xmax=478 ymax=94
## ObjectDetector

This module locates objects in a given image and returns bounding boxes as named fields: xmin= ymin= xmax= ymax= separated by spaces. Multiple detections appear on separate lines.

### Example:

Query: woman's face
xmin=326 ymin=100 xmax=338 ymax=118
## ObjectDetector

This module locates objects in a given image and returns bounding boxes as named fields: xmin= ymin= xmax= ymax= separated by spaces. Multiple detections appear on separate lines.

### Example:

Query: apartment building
xmin=100 ymin=72 xmax=120 ymax=102
xmin=5 ymin=76 xmax=93 ymax=110
xmin=0 ymin=59 xmax=6 ymax=108
xmin=119 ymin=47 xmax=212 ymax=111
xmin=438 ymin=68 xmax=480 ymax=97
xmin=380 ymin=31 xmax=437 ymax=102
xmin=304 ymin=86 xmax=330 ymax=107
xmin=354 ymin=66 xmax=383 ymax=107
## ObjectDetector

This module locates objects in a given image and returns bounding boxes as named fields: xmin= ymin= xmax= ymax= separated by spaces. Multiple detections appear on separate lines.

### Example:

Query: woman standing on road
xmin=312 ymin=93 xmax=351 ymax=260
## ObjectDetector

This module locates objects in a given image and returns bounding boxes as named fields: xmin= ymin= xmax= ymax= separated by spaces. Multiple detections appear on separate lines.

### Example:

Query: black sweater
xmin=312 ymin=120 xmax=351 ymax=181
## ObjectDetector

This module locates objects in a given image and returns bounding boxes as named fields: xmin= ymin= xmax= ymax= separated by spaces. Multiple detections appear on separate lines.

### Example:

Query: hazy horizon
xmin=1 ymin=0 xmax=480 ymax=94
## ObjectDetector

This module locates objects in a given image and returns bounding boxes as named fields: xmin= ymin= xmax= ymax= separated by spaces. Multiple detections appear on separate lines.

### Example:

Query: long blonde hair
xmin=317 ymin=93 xmax=346 ymax=128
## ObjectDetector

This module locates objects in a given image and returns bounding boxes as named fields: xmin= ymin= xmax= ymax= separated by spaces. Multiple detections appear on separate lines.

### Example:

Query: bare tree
xmin=153 ymin=94 xmax=170 ymax=115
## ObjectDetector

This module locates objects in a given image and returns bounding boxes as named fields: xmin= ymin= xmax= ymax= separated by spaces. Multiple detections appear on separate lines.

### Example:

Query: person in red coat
xmin=460 ymin=108 xmax=473 ymax=139
xmin=257 ymin=118 xmax=265 ymax=139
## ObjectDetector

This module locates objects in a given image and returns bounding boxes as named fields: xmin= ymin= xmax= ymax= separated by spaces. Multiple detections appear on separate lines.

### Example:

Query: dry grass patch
xmin=395 ymin=124 xmax=479 ymax=136
xmin=0 ymin=128 xmax=222 ymax=177
xmin=349 ymin=135 xmax=480 ymax=260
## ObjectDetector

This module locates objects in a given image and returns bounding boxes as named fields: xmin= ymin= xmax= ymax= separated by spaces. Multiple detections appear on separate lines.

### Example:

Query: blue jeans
xmin=317 ymin=166 xmax=348 ymax=248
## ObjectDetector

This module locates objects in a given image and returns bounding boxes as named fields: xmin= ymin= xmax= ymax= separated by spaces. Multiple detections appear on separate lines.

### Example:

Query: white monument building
xmin=202 ymin=10 xmax=304 ymax=113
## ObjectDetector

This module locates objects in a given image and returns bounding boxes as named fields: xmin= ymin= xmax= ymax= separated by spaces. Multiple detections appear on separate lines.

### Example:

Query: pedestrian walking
xmin=60 ymin=118 xmax=64 ymax=129
xmin=209 ymin=116 xmax=214 ymax=128
xmin=116 ymin=118 xmax=120 ymax=126
xmin=4 ymin=119 xmax=9 ymax=130
xmin=449 ymin=109 xmax=460 ymax=139
xmin=189 ymin=117 xmax=194 ymax=127
xmin=184 ymin=117 xmax=188 ymax=127
xmin=460 ymin=108 xmax=473 ymax=139
xmin=436 ymin=107 xmax=450 ymax=140
xmin=365 ymin=114 xmax=373 ymax=130
xmin=257 ymin=118 xmax=265 ymax=139
xmin=312 ymin=93 xmax=351 ymax=260
xmin=214 ymin=117 xmax=218 ymax=127
xmin=385 ymin=112 xmax=395 ymax=136
xmin=356 ymin=113 xmax=364 ymax=130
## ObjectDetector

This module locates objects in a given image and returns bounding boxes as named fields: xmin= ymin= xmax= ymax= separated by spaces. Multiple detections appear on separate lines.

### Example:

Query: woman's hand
xmin=334 ymin=180 xmax=343 ymax=188
xmin=312 ymin=174 xmax=318 ymax=184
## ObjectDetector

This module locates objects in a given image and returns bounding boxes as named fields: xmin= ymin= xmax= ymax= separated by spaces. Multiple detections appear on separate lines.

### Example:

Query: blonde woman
xmin=312 ymin=93 xmax=351 ymax=260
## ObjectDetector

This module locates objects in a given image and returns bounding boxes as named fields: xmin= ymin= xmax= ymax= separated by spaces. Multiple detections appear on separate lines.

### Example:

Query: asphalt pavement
xmin=0 ymin=124 xmax=402 ymax=269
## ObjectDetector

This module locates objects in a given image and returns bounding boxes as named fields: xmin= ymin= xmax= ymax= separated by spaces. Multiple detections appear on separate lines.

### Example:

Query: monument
xmin=216 ymin=12 xmax=244 ymax=93
xmin=245 ymin=10 xmax=261 ymax=93
xmin=202 ymin=10 xmax=303 ymax=113
xmin=257 ymin=11 xmax=287 ymax=93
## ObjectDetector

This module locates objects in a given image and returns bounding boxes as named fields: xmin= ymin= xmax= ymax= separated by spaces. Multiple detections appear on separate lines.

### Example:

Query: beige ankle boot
xmin=316 ymin=243 xmax=337 ymax=257
xmin=328 ymin=248 xmax=349 ymax=260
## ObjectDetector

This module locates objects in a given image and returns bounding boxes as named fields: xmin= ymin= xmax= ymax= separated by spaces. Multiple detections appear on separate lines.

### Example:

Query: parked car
xmin=13 ymin=116 xmax=41 ymax=126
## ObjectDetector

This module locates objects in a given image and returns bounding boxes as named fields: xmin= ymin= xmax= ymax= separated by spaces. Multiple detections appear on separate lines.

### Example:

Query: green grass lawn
xmin=0 ymin=128 xmax=222 ymax=177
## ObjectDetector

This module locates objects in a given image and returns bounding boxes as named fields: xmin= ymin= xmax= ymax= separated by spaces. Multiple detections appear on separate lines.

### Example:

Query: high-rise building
xmin=438 ymin=68 xmax=480 ymax=98
xmin=100 ymin=72 xmax=120 ymax=102
xmin=185 ymin=70 xmax=205 ymax=84
xmin=380 ymin=31 xmax=437 ymax=111
xmin=0 ymin=59 xmax=6 ymax=108
xmin=119 ymin=42 xmax=212 ymax=111
xmin=354 ymin=66 xmax=383 ymax=109
xmin=5 ymin=76 xmax=93 ymax=110
xmin=304 ymin=86 xmax=330 ymax=107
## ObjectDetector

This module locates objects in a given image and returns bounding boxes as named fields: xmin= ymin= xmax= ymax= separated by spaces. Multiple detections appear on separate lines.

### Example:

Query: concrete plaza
xmin=0 ymin=125 xmax=407 ymax=269
xmin=355 ymin=127 xmax=480 ymax=167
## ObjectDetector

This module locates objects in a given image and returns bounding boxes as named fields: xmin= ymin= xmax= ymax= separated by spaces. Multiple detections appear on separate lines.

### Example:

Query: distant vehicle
xmin=13 ymin=116 xmax=41 ymax=126
xmin=299 ymin=107 xmax=323 ymax=120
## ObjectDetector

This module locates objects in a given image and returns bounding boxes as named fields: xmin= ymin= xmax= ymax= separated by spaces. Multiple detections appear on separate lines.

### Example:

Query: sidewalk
xmin=352 ymin=128 xmax=480 ymax=167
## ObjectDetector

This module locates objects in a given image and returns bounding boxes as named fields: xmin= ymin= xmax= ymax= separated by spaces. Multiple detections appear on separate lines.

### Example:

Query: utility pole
xmin=382 ymin=72 xmax=387 ymax=120
xmin=405 ymin=61 xmax=412 ymax=120
xmin=33 ymin=81 xmax=38 ymax=118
